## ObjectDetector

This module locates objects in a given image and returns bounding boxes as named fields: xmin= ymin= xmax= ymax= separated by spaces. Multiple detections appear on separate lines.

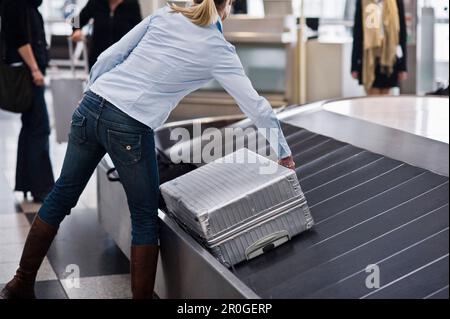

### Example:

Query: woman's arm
xmin=72 ymin=0 xmax=95 ymax=31
xmin=71 ymin=0 xmax=95 ymax=41
xmin=351 ymin=0 xmax=363 ymax=77
xmin=18 ymin=45 xmax=44 ymax=86
xmin=212 ymin=46 xmax=293 ymax=166
xmin=4 ymin=0 xmax=44 ymax=85
xmin=85 ymin=15 xmax=152 ymax=91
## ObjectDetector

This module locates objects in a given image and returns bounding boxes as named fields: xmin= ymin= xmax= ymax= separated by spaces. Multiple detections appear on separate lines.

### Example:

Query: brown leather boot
xmin=131 ymin=245 xmax=159 ymax=299
xmin=0 ymin=216 xmax=58 ymax=299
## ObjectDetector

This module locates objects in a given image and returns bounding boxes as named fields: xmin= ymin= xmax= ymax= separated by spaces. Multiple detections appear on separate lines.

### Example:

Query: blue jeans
xmin=38 ymin=91 xmax=160 ymax=245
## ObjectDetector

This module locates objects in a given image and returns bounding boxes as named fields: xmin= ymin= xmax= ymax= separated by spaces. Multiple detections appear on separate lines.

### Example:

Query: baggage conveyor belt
xmin=97 ymin=97 xmax=449 ymax=299
xmin=232 ymin=122 xmax=449 ymax=299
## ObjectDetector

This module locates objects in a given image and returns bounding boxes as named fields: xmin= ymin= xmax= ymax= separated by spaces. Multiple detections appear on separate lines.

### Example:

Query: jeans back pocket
xmin=107 ymin=129 xmax=142 ymax=165
xmin=70 ymin=109 xmax=87 ymax=144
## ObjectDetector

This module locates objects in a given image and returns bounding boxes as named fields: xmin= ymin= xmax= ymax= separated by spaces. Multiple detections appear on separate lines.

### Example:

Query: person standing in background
xmin=351 ymin=0 xmax=408 ymax=95
xmin=71 ymin=0 xmax=142 ymax=70
xmin=1 ymin=0 xmax=55 ymax=203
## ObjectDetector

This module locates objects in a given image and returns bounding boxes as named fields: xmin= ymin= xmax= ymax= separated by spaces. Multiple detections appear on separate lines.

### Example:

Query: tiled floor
xmin=0 ymin=90 xmax=131 ymax=299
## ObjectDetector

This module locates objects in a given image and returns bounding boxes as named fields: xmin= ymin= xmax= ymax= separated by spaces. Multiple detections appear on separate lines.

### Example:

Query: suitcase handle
xmin=245 ymin=230 xmax=290 ymax=261
xmin=67 ymin=37 xmax=89 ymax=77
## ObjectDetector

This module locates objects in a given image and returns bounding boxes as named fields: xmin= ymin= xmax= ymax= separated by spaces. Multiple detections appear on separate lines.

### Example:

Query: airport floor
xmin=0 ymin=91 xmax=132 ymax=299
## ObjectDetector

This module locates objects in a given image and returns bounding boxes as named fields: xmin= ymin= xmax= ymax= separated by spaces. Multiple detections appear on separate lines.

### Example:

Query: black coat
xmin=351 ymin=0 xmax=408 ymax=84
xmin=73 ymin=0 xmax=142 ymax=69
xmin=1 ymin=0 xmax=48 ymax=69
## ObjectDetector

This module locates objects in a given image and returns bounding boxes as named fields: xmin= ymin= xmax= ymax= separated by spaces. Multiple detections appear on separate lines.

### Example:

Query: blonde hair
xmin=170 ymin=0 xmax=220 ymax=27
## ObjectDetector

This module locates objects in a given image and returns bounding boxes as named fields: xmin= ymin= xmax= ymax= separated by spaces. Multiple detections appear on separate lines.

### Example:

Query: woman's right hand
xmin=31 ymin=68 xmax=45 ymax=86
xmin=351 ymin=71 xmax=359 ymax=80
xmin=278 ymin=156 xmax=296 ymax=171
xmin=71 ymin=29 xmax=84 ymax=42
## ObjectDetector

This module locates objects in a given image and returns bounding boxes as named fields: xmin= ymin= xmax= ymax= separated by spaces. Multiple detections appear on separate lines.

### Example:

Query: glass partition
xmin=418 ymin=0 xmax=449 ymax=88
xmin=202 ymin=44 xmax=286 ymax=93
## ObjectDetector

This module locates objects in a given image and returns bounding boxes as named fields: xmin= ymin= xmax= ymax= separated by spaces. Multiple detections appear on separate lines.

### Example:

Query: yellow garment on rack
xmin=362 ymin=0 xmax=400 ymax=91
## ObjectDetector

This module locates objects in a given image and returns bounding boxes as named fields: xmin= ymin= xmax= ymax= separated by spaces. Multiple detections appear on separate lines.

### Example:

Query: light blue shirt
xmin=88 ymin=6 xmax=291 ymax=159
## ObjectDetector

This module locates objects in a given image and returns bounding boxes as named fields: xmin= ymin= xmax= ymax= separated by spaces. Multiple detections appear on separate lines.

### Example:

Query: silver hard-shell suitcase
xmin=160 ymin=148 xmax=314 ymax=266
